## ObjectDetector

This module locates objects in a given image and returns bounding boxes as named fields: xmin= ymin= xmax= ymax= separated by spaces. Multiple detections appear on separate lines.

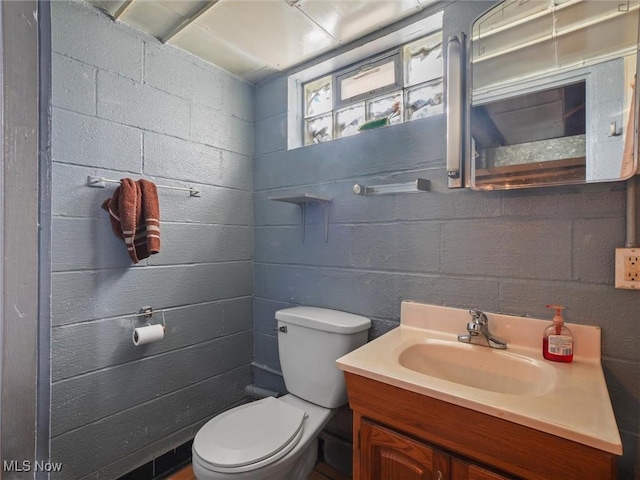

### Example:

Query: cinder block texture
xmin=143 ymin=132 xmax=222 ymax=185
xmin=52 ymin=52 xmax=96 ymax=116
xmin=52 ymin=0 xmax=143 ymax=81
xmin=50 ymin=1 xmax=254 ymax=478
xmin=144 ymin=43 xmax=223 ymax=110
xmin=98 ymin=71 xmax=191 ymax=139
xmin=52 ymin=108 xmax=142 ymax=172
xmin=191 ymin=103 xmax=254 ymax=156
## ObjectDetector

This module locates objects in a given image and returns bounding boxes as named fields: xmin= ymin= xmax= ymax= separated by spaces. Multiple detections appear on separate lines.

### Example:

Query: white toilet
xmin=192 ymin=306 xmax=371 ymax=480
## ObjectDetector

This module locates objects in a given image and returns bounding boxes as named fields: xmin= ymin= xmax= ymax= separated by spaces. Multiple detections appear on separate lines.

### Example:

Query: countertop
xmin=336 ymin=301 xmax=623 ymax=455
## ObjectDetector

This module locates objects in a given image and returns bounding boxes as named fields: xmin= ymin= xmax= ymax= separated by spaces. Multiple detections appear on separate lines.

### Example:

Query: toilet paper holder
xmin=134 ymin=306 xmax=166 ymax=331
xmin=108 ymin=306 xmax=171 ymax=343
xmin=131 ymin=307 xmax=167 ymax=346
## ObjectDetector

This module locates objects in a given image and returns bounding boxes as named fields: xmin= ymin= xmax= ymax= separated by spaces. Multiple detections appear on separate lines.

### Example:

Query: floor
xmin=165 ymin=462 xmax=351 ymax=480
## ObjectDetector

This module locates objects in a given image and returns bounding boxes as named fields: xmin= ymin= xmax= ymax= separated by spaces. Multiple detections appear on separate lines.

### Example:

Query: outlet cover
xmin=615 ymin=247 xmax=640 ymax=289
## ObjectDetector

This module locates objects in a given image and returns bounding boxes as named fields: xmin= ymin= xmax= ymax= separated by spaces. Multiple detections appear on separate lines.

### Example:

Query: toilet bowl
xmin=192 ymin=306 xmax=371 ymax=480
xmin=192 ymin=394 xmax=332 ymax=480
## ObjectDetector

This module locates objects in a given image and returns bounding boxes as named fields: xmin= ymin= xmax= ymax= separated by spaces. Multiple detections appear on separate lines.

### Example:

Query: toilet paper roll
xmin=133 ymin=324 xmax=165 ymax=346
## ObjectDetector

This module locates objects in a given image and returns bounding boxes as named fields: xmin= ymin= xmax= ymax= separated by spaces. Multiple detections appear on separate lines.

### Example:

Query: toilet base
xmin=282 ymin=438 xmax=318 ymax=480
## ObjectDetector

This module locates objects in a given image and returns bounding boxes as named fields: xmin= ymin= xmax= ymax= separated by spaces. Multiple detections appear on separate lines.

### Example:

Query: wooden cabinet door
xmin=451 ymin=457 xmax=514 ymax=480
xmin=360 ymin=420 xmax=450 ymax=480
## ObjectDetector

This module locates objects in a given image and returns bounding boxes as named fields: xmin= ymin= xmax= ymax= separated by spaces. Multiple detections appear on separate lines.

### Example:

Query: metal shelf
xmin=269 ymin=194 xmax=332 ymax=242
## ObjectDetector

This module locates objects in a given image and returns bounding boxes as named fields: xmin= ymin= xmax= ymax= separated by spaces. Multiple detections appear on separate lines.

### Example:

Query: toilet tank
xmin=275 ymin=306 xmax=371 ymax=409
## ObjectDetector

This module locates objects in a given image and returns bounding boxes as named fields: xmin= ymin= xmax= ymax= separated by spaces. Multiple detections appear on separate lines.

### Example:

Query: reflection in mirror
xmin=467 ymin=0 xmax=639 ymax=190
xmin=472 ymin=81 xmax=586 ymax=188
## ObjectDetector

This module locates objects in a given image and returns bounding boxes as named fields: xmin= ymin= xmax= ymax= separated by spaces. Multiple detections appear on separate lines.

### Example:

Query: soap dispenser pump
xmin=542 ymin=304 xmax=574 ymax=363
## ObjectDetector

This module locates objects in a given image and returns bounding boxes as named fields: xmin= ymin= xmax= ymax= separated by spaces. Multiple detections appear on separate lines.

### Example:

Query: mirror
xmin=467 ymin=0 xmax=640 ymax=190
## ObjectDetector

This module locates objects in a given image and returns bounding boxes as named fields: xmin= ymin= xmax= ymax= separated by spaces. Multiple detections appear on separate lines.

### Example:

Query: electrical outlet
xmin=625 ymin=255 xmax=640 ymax=281
xmin=615 ymin=248 xmax=640 ymax=289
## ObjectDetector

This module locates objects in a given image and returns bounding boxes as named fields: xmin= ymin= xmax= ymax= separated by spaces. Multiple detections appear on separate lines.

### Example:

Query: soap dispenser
xmin=542 ymin=305 xmax=574 ymax=363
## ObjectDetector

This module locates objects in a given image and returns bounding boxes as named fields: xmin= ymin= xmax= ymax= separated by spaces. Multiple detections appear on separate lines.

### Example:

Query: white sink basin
xmin=398 ymin=339 xmax=556 ymax=396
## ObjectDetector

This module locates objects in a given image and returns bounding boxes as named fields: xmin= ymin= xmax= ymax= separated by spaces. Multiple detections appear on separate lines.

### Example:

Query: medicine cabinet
xmin=448 ymin=0 xmax=640 ymax=190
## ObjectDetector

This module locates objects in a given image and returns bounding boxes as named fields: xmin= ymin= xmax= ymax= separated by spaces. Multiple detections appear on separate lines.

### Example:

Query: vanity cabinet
xmin=360 ymin=420 xmax=510 ymax=480
xmin=346 ymin=372 xmax=617 ymax=480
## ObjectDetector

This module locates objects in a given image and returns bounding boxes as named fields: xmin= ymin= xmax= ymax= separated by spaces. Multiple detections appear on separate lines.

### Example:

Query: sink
xmin=337 ymin=301 xmax=623 ymax=455
xmin=398 ymin=339 xmax=556 ymax=396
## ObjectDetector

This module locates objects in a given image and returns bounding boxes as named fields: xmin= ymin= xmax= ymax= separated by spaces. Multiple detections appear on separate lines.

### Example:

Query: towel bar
xmin=353 ymin=178 xmax=430 ymax=196
xmin=87 ymin=176 xmax=201 ymax=197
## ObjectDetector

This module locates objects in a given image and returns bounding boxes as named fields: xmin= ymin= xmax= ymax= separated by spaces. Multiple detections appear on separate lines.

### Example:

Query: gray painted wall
xmin=253 ymin=2 xmax=640 ymax=478
xmin=50 ymin=1 xmax=253 ymax=478
xmin=1 ymin=1 xmax=43 ymax=477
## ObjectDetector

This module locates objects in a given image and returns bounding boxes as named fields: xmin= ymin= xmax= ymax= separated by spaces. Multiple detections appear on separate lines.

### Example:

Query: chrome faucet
xmin=457 ymin=309 xmax=507 ymax=349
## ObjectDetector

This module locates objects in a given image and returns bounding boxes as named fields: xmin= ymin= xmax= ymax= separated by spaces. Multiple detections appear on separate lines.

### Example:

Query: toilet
xmin=192 ymin=306 xmax=371 ymax=480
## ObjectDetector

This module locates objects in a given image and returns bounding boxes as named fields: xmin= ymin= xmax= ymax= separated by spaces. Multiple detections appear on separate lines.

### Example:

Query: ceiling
xmin=86 ymin=0 xmax=436 ymax=83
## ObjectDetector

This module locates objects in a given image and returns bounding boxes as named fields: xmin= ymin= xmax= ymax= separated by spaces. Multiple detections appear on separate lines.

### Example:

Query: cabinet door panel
xmin=360 ymin=420 xmax=449 ymax=480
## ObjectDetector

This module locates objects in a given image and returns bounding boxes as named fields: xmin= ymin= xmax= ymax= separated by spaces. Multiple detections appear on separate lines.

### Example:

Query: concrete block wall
xmin=253 ymin=2 xmax=640 ymax=478
xmin=50 ymin=1 xmax=253 ymax=478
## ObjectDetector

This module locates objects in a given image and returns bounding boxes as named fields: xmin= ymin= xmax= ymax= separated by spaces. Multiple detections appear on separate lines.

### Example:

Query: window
xmin=302 ymin=29 xmax=444 ymax=146
xmin=336 ymin=54 xmax=401 ymax=107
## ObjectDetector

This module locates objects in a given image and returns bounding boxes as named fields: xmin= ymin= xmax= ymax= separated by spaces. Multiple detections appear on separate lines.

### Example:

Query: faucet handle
xmin=469 ymin=308 xmax=488 ymax=324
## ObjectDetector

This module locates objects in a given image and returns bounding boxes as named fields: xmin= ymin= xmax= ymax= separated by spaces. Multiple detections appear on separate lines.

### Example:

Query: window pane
xmin=335 ymin=104 xmax=365 ymax=139
xmin=304 ymin=115 xmax=333 ymax=145
xmin=304 ymin=76 xmax=332 ymax=118
xmin=406 ymin=80 xmax=443 ymax=121
xmin=340 ymin=60 xmax=396 ymax=102
xmin=403 ymin=32 xmax=443 ymax=87
xmin=366 ymin=91 xmax=403 ymax=125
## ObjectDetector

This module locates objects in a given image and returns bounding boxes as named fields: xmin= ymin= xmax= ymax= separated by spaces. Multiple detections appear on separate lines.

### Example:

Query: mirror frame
xmin=460 ymin=0 xmax=640 ymax=191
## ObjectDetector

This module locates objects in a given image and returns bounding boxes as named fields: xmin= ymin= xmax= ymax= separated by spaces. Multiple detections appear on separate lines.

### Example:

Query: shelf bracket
xmin=269 ymin=194 xmax=332 ymax=242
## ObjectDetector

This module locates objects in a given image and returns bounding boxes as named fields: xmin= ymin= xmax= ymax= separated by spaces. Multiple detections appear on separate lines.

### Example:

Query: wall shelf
xmin=269 ymin=194 xmax=332 ymax=242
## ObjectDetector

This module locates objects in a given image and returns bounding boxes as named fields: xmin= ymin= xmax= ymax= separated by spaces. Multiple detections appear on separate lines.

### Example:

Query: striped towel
xmin=101 ymin=178 xmax=160 ymax=264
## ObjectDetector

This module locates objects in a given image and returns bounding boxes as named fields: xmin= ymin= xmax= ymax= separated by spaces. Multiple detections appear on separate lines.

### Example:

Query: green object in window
xmin=358 ymin=118 xmax=389 ymax=131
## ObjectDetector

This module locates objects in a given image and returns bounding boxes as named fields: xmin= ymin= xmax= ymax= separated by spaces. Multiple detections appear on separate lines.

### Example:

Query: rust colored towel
xmin=102 ymin=178 xmax=160 ymax=264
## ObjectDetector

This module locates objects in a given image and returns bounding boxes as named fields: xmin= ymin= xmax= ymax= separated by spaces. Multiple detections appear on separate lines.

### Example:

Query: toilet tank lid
xmin=275 ymin=306 xmax=371 ymax=334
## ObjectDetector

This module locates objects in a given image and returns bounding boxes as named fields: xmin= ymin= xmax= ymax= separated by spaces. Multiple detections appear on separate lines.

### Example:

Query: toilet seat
xmin=193 ymin=396 xmax=307 ymax=474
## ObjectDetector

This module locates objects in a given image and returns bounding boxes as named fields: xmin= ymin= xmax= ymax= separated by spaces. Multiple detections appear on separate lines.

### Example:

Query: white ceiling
xmin=86 ymin=0 xmax=436 ymax=83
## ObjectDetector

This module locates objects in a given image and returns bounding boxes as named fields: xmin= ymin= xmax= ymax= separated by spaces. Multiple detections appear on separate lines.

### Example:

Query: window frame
xmin=335 ymin=51 xmax=402 ymax=109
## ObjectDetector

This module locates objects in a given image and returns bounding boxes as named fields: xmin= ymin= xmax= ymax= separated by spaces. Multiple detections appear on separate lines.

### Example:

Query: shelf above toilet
xmin=269 ymin=194 xmax=332 ymax=242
